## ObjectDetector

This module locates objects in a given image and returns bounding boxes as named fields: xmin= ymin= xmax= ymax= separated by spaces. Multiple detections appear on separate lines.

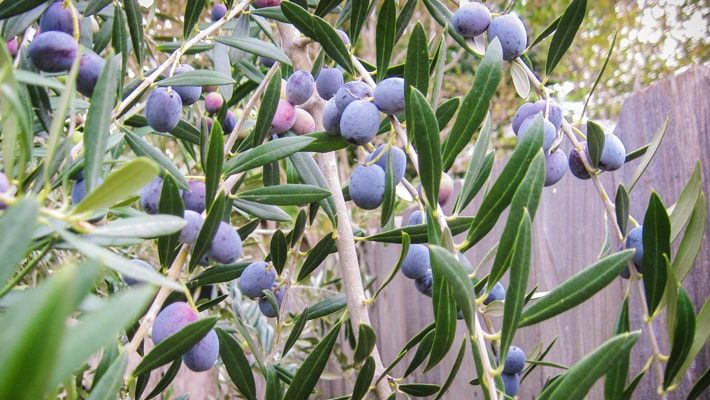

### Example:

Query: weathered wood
xmin=320 ymin=65 xmax=709 ymax=399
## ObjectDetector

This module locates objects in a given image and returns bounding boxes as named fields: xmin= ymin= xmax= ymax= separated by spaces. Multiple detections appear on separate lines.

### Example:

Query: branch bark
xmin=277 ymin=23 xmax=393 ymax=399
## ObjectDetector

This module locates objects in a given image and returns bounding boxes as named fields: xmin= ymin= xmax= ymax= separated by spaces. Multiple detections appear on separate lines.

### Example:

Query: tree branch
xmin=277 ymin=22 xmax=393 ymax=399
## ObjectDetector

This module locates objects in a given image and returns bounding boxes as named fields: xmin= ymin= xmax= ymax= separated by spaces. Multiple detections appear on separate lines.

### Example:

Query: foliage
xmin=0 ymin=1 xmax=706 ymax=399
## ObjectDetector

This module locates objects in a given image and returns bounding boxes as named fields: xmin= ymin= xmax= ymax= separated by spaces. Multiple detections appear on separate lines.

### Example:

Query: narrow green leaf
xmin=642 ymin=192 xmax=671 ymax=316
xmin=297 ymin=232 xmax=336 ymax=282
xmin=435 ymin=97 xmax=460 ymax=129
xmin=306 ymin=294 xmax=346 ymax=320
xmin=92 ymin=215 xmax=185 ymax=238
xmin=619 ymin=369 xmax=645 ymax=400
xmin=270 ymin=230 xmax=287 ymax=274
xmin=604 ymin=297 xmax=631 ymax=399
xmin=464 ymin=117 xmax=544 ymax=249
xmin=519 ymin=250 xmax=634 ymax=326
xmin=376 ymin=323 xmax=435 ymax=384
xmin=442 ymin=39 xmax=502 ymax=170
xmin=0 ymin=198 xmax=39 ymax=287
xmin=234 ymin=199 xmax=291 ymax=222
xmin=190 ymin=193 xmax=227 ymax=270
xmin=404 ymin=330 xmax=435 ymax=377
xmin=628 ymin=118 xmax=668 ymax=191
xmin=124 ymin=131 xmax=189 ymax=189
xmin=615 ymin=184 xmax=630 ymax=235
xmin=215 ymin=36 xmax=291 ymax=65
xmin=487 ymin=152 xmax=545 ymax=289
xmin=353 ymin=324 xmax=377 ymax=364
xmin=0 ymin=0 xmax=46 ymax=18
xmin=145 ymin=359 xmax=182 ymax=400
xmin=429 ymin=246 xmax=476 ymax=333
xmin=52 ymin=286 xmax=155 ymax=387
xmin=265 ymin=365 xmax=283 ymax=400
xmin=453 ymin=112 xmax=492 ymax=213
xmin=225 ymin=137 xmax=314 ymax=175
xmin=407 ymin=87 xmax=441 ymax=208
xmin=546 ymin=0 xmax=587 ymax=76
xmin=216 ymin=328 xmax=257 ymax=400
xmin=664 ymin=287 xmax=695 ymax=387
xmin=380 ymin=147 xmax=396 ymax=227
xmin=74 ymin=157 xmax=159 ymax=214
xmin=123 ymin=0 xmax=143 ymax=64
xmin=13 ymin=70 xmax=63 ymax=90
xmin=289 ymin=151 xmax=336 ymax=222
xmin=86 ymin=352 xmax=128 ymax=400
xmin=670 ymin=162 xmax=702 ymax=241
xmin=548 ymin=332 xmax=640 ymax=399
xmin=586 ymin=120 xmax=605 ymax=168
xmin=237 ymin=184 xmax=331 ymax=206
xmin=372 ymin=232 xmax=410 ymax=299
xmin=434 ymin=338 xmax=467 ymax=400
xmin=301 ymin=131 xmax=349 ymax=153
xmin=280 ymin=2 xmax=353 ymax=73
xmin=314 ymin=0 xmax=343 ymax=17
xmin=205 ymin=121 xmax=224 ymax=207
xmin=426 ymin=273 xmax=457 ymax=371
xmin=44 ymin=52 xmax=79 ymax=187
xmin=395 ymin=0 xmax=418 ymax=41
xmin=671 ymin=295 xmax=710 ymax=388
xmin=400 ymin=383 xmax=440 ymax=397
xmin=349 ymin=0 xmax=372 ymax=44
xmin=251 ymin=6 xmax=289 ymax=23
xmin=184 ymin=0 xmax=206 ymax=39
xmin=55 ymin=229 xmax=182 ymax=290
xmin=84 ymin=54 xmax=120 ymax=192
xmin=581 ymin=29 xmax=618 ymax=119
xmin=282 ymin=308 xmax=309 ymax=356
xmin=157 ymin=69 xmax=234 ymax=87
xmin=499 ymin=211 xmax=532 ymax=366
xmin=530 ymin=16 xmax=561 ymax=49
xmin=688 ymin=368 xmax=710 ymax=400
xmin=283 ymin=322 xmax=341 ymax=400
xmin=364 ymin=216 xmax=473 ymax=243
xmin=133 ymin=317 xmax=218 ymax=376
xmin=0 ymin=263 xmax=84 ymax=400
xmin=404 ymin=23 xmax=430 ymax=97
xmin=672 ymin=192 xmax=707 ymax=282
xmin=250 ymin=68 xmax=282 ymax=145
xmin=375 ymin=0 xmax=396 ymax=80
xmin=288 ymin=210 xmax=307 ymax=247
xmin=624 ymin=144 xmax=648 ymax=163
xmin=188 ymin=262 xmax=249 ymax=287
xmin=351 ymin=356 xmax=375 ymax=400
xmin=157 ymin=175 xmax=184 ymax=267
